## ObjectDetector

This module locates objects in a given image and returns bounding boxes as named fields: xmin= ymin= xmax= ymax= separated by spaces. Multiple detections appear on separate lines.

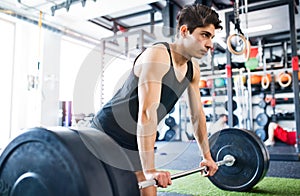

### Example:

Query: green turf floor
xmin=158 ymin=171 xmax=300 ymax=196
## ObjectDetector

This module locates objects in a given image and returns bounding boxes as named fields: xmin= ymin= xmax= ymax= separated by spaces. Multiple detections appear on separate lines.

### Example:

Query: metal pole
xmin=171 ymin=155 xmax=235 ymax=180
xmin=100 ymin=40 xmax=105 ymax=107
xmin=288 ymin=0 xmax=300 ymax=153
xmin=225 ymin=11 xmax=233 ymax=127
xmin=211 ymin=49 xmax=216 ymax=123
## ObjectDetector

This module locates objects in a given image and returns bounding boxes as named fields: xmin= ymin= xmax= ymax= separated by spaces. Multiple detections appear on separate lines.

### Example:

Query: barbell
xmin=0 ymin=127 xmax=269 ymax=195
xmin=138 ymin=154 xmax=235 ymax=189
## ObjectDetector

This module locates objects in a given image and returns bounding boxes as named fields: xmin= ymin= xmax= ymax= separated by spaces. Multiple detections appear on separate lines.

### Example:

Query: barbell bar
xmin=138 ymin=154 xmax=235 ymax=189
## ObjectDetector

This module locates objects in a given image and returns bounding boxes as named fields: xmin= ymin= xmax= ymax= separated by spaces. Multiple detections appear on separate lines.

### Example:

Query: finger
xmin=157 ymin=179 xmax=164 ymax=188
xmin=157 ymin=176 xmax=165 ymax=188
xmin=167 ymin=172 xmax=172 ymax=185
xmin=209 ymin=167 xmax=218 ymax=176
xmin=164 ymin=172 xmax=171 ymax=186
xmin=199 ymin=162 xmax=205 ymax=167
xmin=162 ymin=177 xmax=168 ymax=188
xmin=158 ymin=174 xmax=168 ymax=188
xmin=211 ymin=165 xmax=218 ymax=175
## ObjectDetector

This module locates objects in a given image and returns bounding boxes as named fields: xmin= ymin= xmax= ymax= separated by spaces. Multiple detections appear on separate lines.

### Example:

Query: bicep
xmin=187 ymin=82 xmax=203 ymax=118
xmin=138 ymin=80 xmax=162 ymax=120
xmin=136 ymin=48 xmax=170 ymax=122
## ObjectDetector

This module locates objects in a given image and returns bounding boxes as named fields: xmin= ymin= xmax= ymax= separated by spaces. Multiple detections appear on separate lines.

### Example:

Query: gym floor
xmin=155 ymin=141 xmax=300 ymax=196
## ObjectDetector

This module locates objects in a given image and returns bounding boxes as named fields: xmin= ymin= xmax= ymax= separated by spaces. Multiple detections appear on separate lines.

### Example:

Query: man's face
xmin=184 ymin=24 xmax=215 ymax=59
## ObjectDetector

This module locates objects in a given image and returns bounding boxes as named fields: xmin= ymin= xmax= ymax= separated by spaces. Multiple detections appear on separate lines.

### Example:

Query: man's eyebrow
xmin=202 ymin=30 xmax=215 ymax=38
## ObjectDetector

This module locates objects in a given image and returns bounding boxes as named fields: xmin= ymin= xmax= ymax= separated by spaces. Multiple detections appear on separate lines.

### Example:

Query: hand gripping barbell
xmin=138 ymin=155 xmax=235 ymax=189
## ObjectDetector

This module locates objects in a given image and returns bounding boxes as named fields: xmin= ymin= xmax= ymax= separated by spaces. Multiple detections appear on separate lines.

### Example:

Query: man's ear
xmin=179 ymin=25 xmax=189 ymax=37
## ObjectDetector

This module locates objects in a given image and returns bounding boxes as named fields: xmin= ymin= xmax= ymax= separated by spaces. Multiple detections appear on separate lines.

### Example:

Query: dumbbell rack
xmin=200 ymin=59 xmax=244 ymax=129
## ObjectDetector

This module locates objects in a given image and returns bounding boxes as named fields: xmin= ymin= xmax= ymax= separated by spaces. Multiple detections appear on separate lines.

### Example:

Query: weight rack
xmin=224 ymin=0 xmax=300 ymax=161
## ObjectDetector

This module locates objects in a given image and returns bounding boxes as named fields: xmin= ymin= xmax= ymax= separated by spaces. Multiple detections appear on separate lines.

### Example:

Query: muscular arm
xmin=187 ymin=60 xmax=217 ymax=176
xmin=187 ymin=60 xmax=211 ymax=157
xmin=134 ymin=45 xmax=170 ymax=176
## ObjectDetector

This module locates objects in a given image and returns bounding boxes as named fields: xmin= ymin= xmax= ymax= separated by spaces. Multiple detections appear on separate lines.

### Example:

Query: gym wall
xmin=0 ymin=15 xmax=101 ymax=148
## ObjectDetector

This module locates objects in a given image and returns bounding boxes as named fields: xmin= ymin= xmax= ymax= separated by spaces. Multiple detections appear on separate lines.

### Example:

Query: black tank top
xmin=92 ymin=42 xmax=194 ymax=150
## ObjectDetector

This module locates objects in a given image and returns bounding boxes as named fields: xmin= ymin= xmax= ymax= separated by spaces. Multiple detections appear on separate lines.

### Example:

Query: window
xmin=0 ymin=19 xmax=15 ymax=148
xmin=60 ymin=37 xmax=93 ymax=101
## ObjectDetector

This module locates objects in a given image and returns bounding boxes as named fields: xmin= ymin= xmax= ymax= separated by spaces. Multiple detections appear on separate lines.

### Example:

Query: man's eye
xmin=202 ymin=33 xmax=209 ymax=38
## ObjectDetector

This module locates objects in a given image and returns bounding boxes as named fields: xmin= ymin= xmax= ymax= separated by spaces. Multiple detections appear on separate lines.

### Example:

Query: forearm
xmin=191 ymin=112 xmax=211 ymax=159
xmin=187 ymin=80 xmax=211 ymax=159
xmin=137 ymin=110 xmax=158 ymax=173
xmin=137 ymin=128 xmax=156 ymax=172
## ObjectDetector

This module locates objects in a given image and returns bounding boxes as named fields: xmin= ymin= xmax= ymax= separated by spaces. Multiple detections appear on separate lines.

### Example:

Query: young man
xmin=91 ymin=4 xmax=222 ymax=195
xmin=264 ymin=122 xmax=297 ymax=146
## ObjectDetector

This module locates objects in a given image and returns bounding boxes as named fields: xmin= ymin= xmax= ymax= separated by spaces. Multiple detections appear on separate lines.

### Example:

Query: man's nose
xmin=206 ymin=39 xmax=214 ymax=49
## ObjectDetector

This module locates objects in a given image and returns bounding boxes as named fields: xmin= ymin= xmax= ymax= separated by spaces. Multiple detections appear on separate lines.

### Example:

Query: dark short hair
xmin=177 ymin=4 xmax=223 ymax=34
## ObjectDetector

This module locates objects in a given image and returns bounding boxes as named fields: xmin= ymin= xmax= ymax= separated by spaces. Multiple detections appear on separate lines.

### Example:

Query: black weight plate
xmin=255 ymin=128 xmax=266 ymax=141
xmin=0 ymin=127 xmax=113 ymax=196
xmin=256 ymin=113 xmax=269 ymax=126
xmin=233 ymin=114 xmax=239 ymax=127
xmin=208 ymin=128 xmax=270 ymax=192
xmin=0 ymin=127 xmax=139 ymax=196
xmin=164 ymin=129 xmax=176 ymax=141
xmin=75 ymin=128 xmax=140 ymax=196
xmin=225 ymin=114 xmax=239 ymax=127
xmin=232 ymin=101 xmax=237 ymax=111
xmin=165 ymin=116 xmax=176 ymax=128
xmin=224 ymin=100 xmax=237 ymax=111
